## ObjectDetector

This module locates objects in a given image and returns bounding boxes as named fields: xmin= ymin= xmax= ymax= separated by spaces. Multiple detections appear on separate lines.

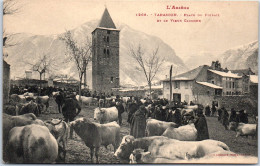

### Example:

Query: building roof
xmin=208 ymin=69 xmax=242 ymax=78
xmin=163 ymin=65 xmax=208 ymax=81
xmin=98 ymin=8 xmax=116 ymax=29
xmin=230 ymin=68 xmax=255 ymax=76
xmin=196 ymin=81 xmax=223 ymax=89
xmin=250 ymin=75 xmax=258 ymax=84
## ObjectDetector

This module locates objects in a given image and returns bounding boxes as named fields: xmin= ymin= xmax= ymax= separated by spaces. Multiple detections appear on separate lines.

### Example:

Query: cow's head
xmin=129 ymin=149 xmax=146 ymax=164
xmin=70 ymin=117 xmax=85 ymax=133
xmin=93 ymin=108 xmax=105 ymax=121
xmin=228 ymin=122 xmax=238 ymax=131
xmin=114 ymin=135 xmax=135 ymax=163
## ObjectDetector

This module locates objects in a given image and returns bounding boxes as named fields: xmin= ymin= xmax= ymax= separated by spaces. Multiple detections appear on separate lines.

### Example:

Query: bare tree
xmin=129 ymin=44 xmax=164 ymax=98
xmin=3 ymin=0 xmax=22 ymax=56
xmin=59 ymin=31 xmax=92 ymax=100
xmin=24 ymin=54 xmax=56 ymax=93
xmin=3 ymin=0 xmax=20 ymax=15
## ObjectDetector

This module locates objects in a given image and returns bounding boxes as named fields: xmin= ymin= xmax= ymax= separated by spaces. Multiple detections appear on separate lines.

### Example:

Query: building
xmin=3 ymin=60 xmax=10 ymax=104
xmin=162 ymin=65 xmax=214 ymax=104
xmin=162 ymin=61 xmax=256 ymax=106
xmin=92 ymin=8 xmax=120 ymax=94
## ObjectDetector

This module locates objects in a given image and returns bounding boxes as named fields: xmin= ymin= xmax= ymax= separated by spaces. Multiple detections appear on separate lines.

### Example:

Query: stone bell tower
xmin=92 ymin=8 xmax=120 ymax=94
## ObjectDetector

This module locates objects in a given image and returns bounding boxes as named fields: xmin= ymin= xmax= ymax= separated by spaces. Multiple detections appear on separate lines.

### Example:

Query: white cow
xmin=229 ymin=122 xmax=257 ymax=138
xmin=146 ymin=118 xmax=178 ymax=136
xmin=162 ymin=123 xmax=197 ymax=141
xmin=94 ymin=107 xmax=118 ymax=124
xmin=129 ymin=149 xmax=257 ymax=164
xmin=122 ymin=97 xmax=130 ymax=103
xmin=23 ymin=92 xmax=34 ymax=97
xmin=115 ymin=135 xmax=230 ymax=163
xmin=7 ymin=124 xmax=58 ymax=163
xmin=76 ymin=95 xmax=94 ymax=106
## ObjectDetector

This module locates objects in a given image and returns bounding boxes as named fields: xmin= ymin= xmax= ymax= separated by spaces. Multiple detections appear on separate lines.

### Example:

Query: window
xmin=185 ymin=82 xmax=188 ymax=89
xmin=110 ymin=77 xmax=114 ymax=83
xmin=107 ymin=36 xmax=109 ymax=43
xmin=174 ymin=81 xmax=180 ymax=89
xmin=107 ymin=49 xmax=110 ymax=56
xmin=107 ymin=30 xmax=110 ymax=34
xmin=232 ymin=82 xmax=235 ymax=89
xmin=212 ymin=80 xmax=215 ymax=84
xmin=103 ymin=36 xmax=106 ymax=42
xmin=103 ymin=48 xmax=106 ymax=55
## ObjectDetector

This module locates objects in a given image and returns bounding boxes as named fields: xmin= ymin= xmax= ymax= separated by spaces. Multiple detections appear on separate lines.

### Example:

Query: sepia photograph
xmin=2 ymin=0 xmax=259 ymax=164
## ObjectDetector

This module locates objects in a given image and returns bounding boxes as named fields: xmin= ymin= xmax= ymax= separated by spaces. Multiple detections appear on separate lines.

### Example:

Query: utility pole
xmin=169 ymin=65 xmax=173 ymax=102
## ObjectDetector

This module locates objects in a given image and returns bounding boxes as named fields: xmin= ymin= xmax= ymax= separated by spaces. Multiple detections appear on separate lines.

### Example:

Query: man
xmin=62 ymin=94 xmax=81 ymax=138
xmin=130 ymin=105 xmax=146 ymax=138
xmin=238 ymin=110 xmax=248 ymax=123
xmin=221 ymin=107 xmax=229 ymax=130
xmin=229 ymin=108 xmax=237 ymax=122
xmin=211 ymin=104 xmax=216 ymax=116
xmin=194 ymin=109 xmax=209 ymax=141
xmin=205 ymin=104 xmax=211 ymax=117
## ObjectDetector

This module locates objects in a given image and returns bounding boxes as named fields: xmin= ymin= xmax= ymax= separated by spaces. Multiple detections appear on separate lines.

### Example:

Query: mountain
xmin=5 ymin=20 xmax=188 ymax=88
xmin=218 ymin=41 xmax=258 ymax=74
xmin=184 ymin=52 xmax=215 ymax=70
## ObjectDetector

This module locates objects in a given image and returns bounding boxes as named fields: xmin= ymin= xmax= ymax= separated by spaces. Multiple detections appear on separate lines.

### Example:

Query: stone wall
xmin=3 ymin=60 xmax=10 ymax=104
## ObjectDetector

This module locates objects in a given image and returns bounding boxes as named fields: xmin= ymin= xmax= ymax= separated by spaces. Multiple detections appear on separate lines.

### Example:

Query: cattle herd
xmin=2 ymin=87 xmax=258 ymax=164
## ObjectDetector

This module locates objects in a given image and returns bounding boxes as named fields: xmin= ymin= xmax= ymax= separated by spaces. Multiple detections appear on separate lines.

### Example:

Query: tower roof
xmin=98 ymin=8 xmax=116 ymax=29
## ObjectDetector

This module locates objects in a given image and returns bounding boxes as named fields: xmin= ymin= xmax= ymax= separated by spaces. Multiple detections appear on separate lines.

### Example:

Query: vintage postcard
xmin=2 ymin=0 xmax=258 ymax=164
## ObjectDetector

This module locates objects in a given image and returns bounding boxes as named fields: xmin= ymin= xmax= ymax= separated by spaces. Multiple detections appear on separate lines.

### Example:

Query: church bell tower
xmin=92 ymin=8 xmax=120 ymax=94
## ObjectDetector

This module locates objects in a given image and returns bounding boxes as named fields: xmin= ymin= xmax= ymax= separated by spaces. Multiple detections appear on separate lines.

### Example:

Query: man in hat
xmin=62 ymin=94 xmax=81 ymax=138
xmin=238 ymin=110 xmax=248 ymax=123
xmin=194 ymin=109 xmax=209 ymax=141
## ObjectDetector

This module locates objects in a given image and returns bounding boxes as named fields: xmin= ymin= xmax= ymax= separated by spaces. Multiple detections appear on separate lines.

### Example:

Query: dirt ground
xmin=38 ymin=97 xmax=258 ymax=164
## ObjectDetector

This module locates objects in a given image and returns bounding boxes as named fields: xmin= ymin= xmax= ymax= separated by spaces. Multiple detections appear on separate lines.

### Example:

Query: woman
xmin=130 ymin=105 xmax=147 ymax=138
xmin=194 ymin=109 xmax=209 ymax=141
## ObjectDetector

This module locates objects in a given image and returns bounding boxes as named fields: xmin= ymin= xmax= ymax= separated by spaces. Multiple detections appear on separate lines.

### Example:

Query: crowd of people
xmin=204 ymin=103 xmax=249 ymax=130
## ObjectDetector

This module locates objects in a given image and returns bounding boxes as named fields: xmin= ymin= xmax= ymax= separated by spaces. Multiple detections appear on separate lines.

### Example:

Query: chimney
xmin=211 ymin=61 xmax=216 ymax=70
xmin=25 ymin=70 xmax=32 ymax=79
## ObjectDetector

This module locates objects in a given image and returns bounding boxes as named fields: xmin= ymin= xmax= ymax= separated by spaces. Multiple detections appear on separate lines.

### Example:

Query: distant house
xmin=162 ymin=65 xmax=220 ymax=104
xmin=162 ymin=61 xmax=257 ymax=106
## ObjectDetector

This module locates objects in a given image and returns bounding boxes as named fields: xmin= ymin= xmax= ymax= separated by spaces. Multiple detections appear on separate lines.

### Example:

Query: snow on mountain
xmin=4 ymin=20 xmax=188 ymax=88
xmin=218 ymin=41 xmax=258 ymax=74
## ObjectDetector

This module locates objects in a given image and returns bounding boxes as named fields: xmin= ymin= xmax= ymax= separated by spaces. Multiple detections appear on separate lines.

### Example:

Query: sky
xmin=3 ymin=0 xmax=259 ymax=61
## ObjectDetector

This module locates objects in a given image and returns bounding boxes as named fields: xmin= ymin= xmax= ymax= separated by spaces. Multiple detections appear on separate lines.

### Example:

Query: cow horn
xmin=125 ymin=137 xmax=132 ymax=143
xmin=45 ymin=119 xmax=63 ymax=126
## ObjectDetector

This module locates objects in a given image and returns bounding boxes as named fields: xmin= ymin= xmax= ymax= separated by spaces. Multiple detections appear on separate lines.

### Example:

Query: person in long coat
xmin=172 ymin=108 xmax=182 ymax=126
xmin=229 ymin=108 xmax=237 ymax=122
xmin=205 ymin=104 xmax=211 ymax=117
xmin=62 ymin=94 xmax=81 ymax=138
xmin=130 ymin=105 xmax=147 ymax=138
xmin=127 ymin=100 xmax=139 ymax=124
xmin=221 ymin=107 xmax=229 ymax=130
xmin=194 ymin=109 xmax=209 ymax=141
xmin=211 ymin=104 xmax=216 ymax=116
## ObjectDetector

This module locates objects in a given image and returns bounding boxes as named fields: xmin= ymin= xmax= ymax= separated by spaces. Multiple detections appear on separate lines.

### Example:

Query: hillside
xmin=219 ymin=41 xmax=258 ymax=74
xmin=5 ymin=20 xmax=188 ymax=88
